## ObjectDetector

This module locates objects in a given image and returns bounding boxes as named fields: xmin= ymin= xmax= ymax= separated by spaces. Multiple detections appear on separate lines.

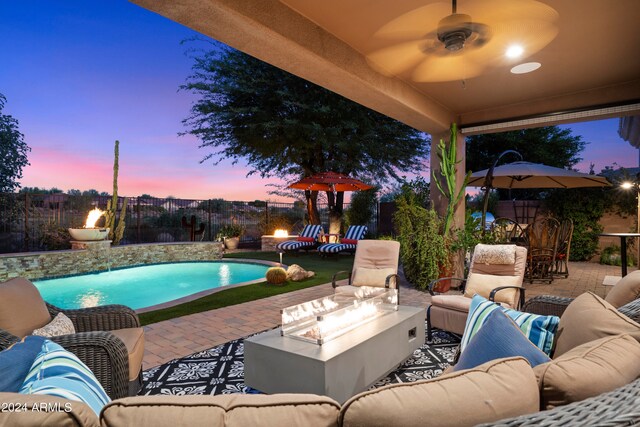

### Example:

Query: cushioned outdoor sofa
xmin=2 ymin=273 xmax=640 ymax=427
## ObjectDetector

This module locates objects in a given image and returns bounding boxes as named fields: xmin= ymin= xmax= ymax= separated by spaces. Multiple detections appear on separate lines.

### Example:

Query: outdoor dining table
xmin=598 ymin=233 xmax=640 ymax=277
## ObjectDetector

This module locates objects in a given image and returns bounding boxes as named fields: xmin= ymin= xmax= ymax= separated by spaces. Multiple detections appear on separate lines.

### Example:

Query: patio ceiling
xmin=131 ymin=0 xmax=640 ymax=136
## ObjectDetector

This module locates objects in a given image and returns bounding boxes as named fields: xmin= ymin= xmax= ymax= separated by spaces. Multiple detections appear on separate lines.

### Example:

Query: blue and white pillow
xmin=0 ymin=336 xmax=48 ymax=393
xmin=453 ymin=309 xmax=551 ymax=372
xmin=19 ymin=339 xmax=110 ymax=416
xmin=461 ymin=294 xmax=560 ymax=356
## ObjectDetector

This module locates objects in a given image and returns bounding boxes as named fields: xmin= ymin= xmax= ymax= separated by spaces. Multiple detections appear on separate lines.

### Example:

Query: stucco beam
xmin=130 ymin=0 xmax=454 ymax=135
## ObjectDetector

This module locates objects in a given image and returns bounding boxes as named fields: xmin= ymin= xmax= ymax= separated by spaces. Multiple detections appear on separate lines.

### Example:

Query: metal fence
xmin=0 ymin=193 xmax=381 ymax=253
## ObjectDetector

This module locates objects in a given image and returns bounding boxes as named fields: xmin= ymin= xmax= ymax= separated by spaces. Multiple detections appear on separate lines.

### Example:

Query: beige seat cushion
xmin=605 ymin=270 xmax=640 ymax=308
xmin=101 ymin=394 xmax=340 ymax=427
xmin=0 ymin=392 xmax=99 ymax=427
xmin=464 ymin=274 xmax=521 ymax=306
xmin=534 ymin=334 xmax=640 ymax=409
xmin=554 ymin=292 xmax=640 ymax=357
xmin=110 ymin=328 xmax=145 ymax=381
xmin=0 ymin=277 xmax=51 ymax=338
xmin=352 ymin=267 xmax=396 ymax=288
xmin=431 ymin=294 xmax=472 ymax=312
xmin=340 ymin=357 xmax=539 ymax=427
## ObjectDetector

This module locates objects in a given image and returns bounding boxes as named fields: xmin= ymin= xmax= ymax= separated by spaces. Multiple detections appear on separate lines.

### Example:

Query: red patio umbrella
xmin=289 ymin=171 xmax=373 ymax=192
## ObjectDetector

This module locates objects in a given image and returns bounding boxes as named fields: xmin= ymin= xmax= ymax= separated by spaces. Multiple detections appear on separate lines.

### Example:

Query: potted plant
xmin=219 ymin=224 xmax=244 ymax=250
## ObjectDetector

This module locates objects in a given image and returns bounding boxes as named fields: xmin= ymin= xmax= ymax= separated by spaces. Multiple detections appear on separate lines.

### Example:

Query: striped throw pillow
xmin=19 ymin=339 xmax=110 ymax=415
xmin=461 ymin=294 xmax=560 ymax=356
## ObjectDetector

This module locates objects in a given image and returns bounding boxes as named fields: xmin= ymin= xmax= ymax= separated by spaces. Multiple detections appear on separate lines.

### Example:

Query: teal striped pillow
xmin=461 ymin=295 xmax=560 ymax=355
xmin=19 ymin=339 xmax=110 ymax=415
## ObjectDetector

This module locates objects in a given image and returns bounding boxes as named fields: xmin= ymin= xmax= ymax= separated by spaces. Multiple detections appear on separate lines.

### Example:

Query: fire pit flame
xmin=68 ymin=207 xmax=109 ymax=241
xmin=282 ymin=298 xmax=339 ymax=324
xmin=84 ymin=207 xmax=105 ymax=228
xmin=281 ymin=288 xmax=398 ymax=345
xmin=302 ymin=300 xmax=380 ymax=341
xmin=273 ymin=229 xmax=288 ymax=237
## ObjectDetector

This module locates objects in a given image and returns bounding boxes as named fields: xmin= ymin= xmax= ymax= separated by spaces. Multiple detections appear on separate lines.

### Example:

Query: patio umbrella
xmin=289 ymin=171 xmax=373 ymax=192
xmin=467 ymin=161 xmax=610 ymax=189
xmin=468 ymin=161 xmax=610 ymax=229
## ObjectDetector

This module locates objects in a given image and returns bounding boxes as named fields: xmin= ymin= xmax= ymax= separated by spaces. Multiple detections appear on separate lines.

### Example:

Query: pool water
xmin=33 ymin=262 xmax=270 ymax=310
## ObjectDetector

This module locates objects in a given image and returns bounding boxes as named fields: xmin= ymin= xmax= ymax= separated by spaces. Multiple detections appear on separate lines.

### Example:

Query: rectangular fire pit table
xmin=244 ymin=305 xmax=425 ymax=403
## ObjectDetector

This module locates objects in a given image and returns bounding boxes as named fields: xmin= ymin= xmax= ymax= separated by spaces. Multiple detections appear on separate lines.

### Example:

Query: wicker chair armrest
xmin=427 ymin=277 xmax=466 ymax=296
xmin=522 ymin=295 xmax=574 ymax=317
xmin=479 ymin=378 xmax=640 ymax=426
xmin=49 ymin=331 xmax=130 ymax=400
xmin=47 ymin=303 xmax=140 ymax=332
xmin=0 ymin=329 xmax=20 ymax=350
xmin=332 ymin=271 xmax=352 ymax=288
xmin=489 ymin=286 xmax=526 ymax=309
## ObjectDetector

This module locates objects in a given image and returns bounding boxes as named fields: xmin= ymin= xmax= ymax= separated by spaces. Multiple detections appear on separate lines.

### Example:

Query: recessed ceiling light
xmin=505 ymin=45 xmax=524 ymax=58
xmin=510 ymin=62 xmax=541 ymax=74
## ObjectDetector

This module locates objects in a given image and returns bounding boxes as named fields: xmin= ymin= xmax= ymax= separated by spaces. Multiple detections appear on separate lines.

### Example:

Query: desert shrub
xmin=393 ymin=196 xmax=448 ymax=290
xmin=345 ymin=189 xmax=377 ymax=234
xmin=39 ymin=221 xmax=71 ymax=250
xmin=544 ymin=188 xmax=606 ymax=261
xmin=600 ymin=245 xmax=635 ymax=266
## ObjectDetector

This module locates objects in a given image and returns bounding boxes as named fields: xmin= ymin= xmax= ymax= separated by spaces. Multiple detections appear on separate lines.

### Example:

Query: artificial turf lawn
xmin=138 ymin=251 xmax=354 ymax=326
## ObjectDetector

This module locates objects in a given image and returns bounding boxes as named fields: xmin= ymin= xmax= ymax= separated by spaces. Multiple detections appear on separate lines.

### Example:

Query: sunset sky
xmin=1 ymin=1 xmax=637 ymax=201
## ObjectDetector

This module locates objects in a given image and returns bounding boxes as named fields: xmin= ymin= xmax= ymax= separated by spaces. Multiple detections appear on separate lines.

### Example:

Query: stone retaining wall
xmin=0 ymin=242 xmax=225 ymax=281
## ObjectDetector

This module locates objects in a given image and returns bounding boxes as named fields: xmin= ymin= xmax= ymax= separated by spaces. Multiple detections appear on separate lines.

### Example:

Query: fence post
xmin=23 ymin=193 xmax=30 ymax=251
xmin=208 ymin=199 xmax=212 ymax=241
xmin=265 ymin=201 xmax=269 ymax=233
xmin=136 ymin=197 xmax=141 ymax=243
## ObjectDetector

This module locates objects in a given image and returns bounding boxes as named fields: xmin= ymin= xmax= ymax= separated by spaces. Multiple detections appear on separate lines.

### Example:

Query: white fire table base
xmin=244 ymin=306 xmax=425 ymax=403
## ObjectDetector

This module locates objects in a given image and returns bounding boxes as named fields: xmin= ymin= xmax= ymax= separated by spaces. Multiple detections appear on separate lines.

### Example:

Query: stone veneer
xmin=0 ymin=242 xmax=225 ymax=281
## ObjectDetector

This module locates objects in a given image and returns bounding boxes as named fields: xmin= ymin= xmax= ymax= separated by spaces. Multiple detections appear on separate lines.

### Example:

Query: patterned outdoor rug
xmin=141 ymin=324 xmax=460 ymax=396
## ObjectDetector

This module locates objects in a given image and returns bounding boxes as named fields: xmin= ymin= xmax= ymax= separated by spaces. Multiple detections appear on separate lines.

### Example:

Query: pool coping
xmin=35 ymin=259 xmax=287 ymax=314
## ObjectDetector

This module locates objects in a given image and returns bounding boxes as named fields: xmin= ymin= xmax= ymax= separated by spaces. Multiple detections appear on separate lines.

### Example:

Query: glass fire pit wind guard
xmin=281 ymin=287 xmax=398 ymax=345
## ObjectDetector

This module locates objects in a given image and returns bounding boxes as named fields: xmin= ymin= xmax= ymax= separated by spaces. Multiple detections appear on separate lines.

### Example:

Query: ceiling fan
xmin=365 ymin=0 xmax=558 ymax=83
xmin=430 ymin=0 xmax=491 ymax=53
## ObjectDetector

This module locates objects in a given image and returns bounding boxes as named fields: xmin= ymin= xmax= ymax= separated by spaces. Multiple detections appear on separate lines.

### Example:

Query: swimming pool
xmin=33 ymin=261 xmax=271 ymax=311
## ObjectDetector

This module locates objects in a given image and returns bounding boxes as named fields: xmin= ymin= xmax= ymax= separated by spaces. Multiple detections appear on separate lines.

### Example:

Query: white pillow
xmin=352 ymin=267 xmax=396 ymax=288
xmin=32 ymin=313 xmax=75 ymax=337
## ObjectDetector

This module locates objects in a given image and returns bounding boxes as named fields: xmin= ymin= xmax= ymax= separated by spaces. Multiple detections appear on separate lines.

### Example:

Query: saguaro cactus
xmin=104 ymin=140 xmax=128 ymax=245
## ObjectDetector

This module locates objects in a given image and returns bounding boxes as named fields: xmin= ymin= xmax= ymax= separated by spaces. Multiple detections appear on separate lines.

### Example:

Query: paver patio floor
xmin=142 ymin=261 xmax=634 ymax=369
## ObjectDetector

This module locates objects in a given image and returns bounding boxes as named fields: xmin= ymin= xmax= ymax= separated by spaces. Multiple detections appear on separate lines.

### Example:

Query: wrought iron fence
xmin=0 ymin=193 xmax=380 ymax=253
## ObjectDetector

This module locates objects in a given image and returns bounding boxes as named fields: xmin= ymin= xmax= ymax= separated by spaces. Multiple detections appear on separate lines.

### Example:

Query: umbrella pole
xmin=481 ymin=150 xmax=523 ymax=232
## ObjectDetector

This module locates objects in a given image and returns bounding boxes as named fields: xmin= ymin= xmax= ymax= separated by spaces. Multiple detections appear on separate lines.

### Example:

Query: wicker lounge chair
xmin=0 ymin=277 xmax=144 ymax=400
xmin=275 ymin=224 xmax=324 ymax=254
xmin=317 ymin=225 xmax=368 ymax=256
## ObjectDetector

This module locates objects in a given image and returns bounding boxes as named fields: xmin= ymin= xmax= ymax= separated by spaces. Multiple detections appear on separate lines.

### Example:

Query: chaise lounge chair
xmin=275 ymin=224 xmax=324 ymax=254
xmin=317 ymin=225 xmax=368 ymax=256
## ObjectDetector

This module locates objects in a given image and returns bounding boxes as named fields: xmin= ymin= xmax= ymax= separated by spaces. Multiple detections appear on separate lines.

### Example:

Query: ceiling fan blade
xmin=467 ymin=0 xmax=559 ymax=26
xmin=372 ymin=2 xmax=450 ymax=41
xmin=412 ymin=54 xmax=486 ymax=82
xmin=366 ymin=40 xmax=428 ymax=76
